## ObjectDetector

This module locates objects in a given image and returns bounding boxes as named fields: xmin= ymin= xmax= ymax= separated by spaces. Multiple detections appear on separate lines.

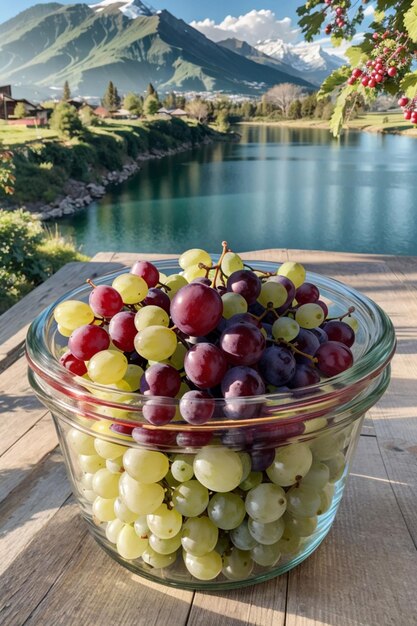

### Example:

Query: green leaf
xmin=329 ymin=84 xmax=356 ymax=138
xmin=317 ymin=66 xmax=351 ymax=100
xmin=330 ymin=35 xmax=344 ymax=48
xmin=345 ymin=45 xmax=369 ymax=66
xmin=298 ymin=11 xmax=326 ymax=41
xmin=400 ymin=72 xmax=417 ymax=98
xmin=373 ymin=9 xmax=385 ymax=23
xmin=404 ymin=0 xmax=417 ymax=42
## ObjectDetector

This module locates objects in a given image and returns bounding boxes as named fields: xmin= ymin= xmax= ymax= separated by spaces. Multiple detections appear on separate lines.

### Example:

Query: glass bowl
xmin=26 ymin=259 xmax=396 ymax=590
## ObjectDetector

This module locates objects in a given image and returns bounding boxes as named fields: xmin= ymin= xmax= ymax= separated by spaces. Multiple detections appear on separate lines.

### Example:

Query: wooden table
xmin=1 ymin=249 xmax=416 ymax=626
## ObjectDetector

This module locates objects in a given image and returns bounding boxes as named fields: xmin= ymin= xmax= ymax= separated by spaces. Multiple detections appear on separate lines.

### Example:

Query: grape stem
xmin=326 ymin=306 xmax=356 ymax=322
xmin=211 ymin=241 xmax=229 ymax=289
xmin=271 ymin=337 xmax=318 ymax=364
xmin=157 ymin=281 xmax=171 ymax=292
xmin=86 ymin=278 xmax=97 ymax=289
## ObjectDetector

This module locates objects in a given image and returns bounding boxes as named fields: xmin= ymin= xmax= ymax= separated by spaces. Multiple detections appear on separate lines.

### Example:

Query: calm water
xmin=60 ymin=125 xmax=417 ymax=256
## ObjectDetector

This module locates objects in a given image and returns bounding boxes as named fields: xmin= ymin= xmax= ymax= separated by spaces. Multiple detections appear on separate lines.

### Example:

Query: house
xmin=94 ymin=106 xmax=111 ymax=119
xmin=0 ymin=85 xmax=48 ymax=125
xmin=157 ymin=107 xmax=188 ymax=118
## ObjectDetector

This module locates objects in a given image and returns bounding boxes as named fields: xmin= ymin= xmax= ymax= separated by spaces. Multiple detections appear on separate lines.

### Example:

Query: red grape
xmin=140 ymin=363 xmax=181 ymax=397
xmin=171 ymin=283 xmax=223 ymax=336
xmin=322 ymin=320 xmax=355 ymax=347
xmin=109 ymin=311 xmax=137 ymax=352
xmin=184 ymin=343 xmax=228 ymax=389
xmin=226 ymin=270 xmax=261 ymax=304
xmin=316 ymin=341 xmax=354 ymax=376
xmin=219 ymin=323 xmax=265 ymax=366
xmin=179 ymin=390 xmax=215 ymax=424
xmin=59 ymin=350 xmax=87 ymax=376
xmin=131 ymin=260 xmax=159 ymax=288
xmin=68 ymin=324 xmax=110 ymax=361
xmin=89 ymin=285 xmax=123 ymax=318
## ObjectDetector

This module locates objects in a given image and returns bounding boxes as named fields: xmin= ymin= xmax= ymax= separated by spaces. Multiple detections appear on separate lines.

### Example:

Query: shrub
xmin=50 ymin=102 xmax=84 ymax=139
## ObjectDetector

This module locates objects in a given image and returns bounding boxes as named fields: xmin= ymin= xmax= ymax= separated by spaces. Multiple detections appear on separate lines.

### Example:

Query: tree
xmin=186 ymin=99 xmax=209 ymax=123
xmin=301 ymin=94 xmax=317 ymax=118
xmin=79 ymin=105 xmax=98 ymax=126
xmin=264 ymin=83 xmax=306 ymax=117
xmin=144 ymin=95 xmax=160 ymax=116
xmin=216 ymin=109 xmax=230 ymax=132
xmin=14 ymin=102 xmax=27 ymax=119
xmin=123 ymin=92 xmax=143 ymax=116
xmin=163 ymin=91 xmax=177 ymax=109
xmin=102 ymin=81 xmax=121 ymax=112
xmin=296 ymin=0 xmax=417 ymax=135
xmin=147 ymin=83 xmax=158 ymax=100
xmin=63 ymin=80 xmax=71 ymax=101
xmin=288 ymin=99 xmax=302 ymax=120
xmin=241 ymin=101 xmax=256 ymax=119
xmin=49 ymin=102 xmax=83 ymax=139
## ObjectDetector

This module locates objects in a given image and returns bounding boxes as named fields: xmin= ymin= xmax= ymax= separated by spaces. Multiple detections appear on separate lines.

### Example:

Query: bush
xmin=50 ymin=102 xmax=84 ymax=139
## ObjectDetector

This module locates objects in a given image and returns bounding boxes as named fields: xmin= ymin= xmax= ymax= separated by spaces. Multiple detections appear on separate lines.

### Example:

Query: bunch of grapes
xmin=323 ymin=0 xmax=351 ymax=36
xmin=398 ymin=96 xmax=417 ymax=125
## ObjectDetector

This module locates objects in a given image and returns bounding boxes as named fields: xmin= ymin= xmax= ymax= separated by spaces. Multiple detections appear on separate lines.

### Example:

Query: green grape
xmin=171 ymin=480 xmax=209 ymax=517
xmin=78 ymin=454 xmax=106 ymax=474
xmin=123 ymin=448 xmax=169 ymax=484
xmin=92 ymin=468 xmax=120 ymax=498
xmin=286 ymin=484 xmax=321 ymax=518
xmin=165 ymin=274 xmax=188 ymax=299
xmin=142 ymin=547 xmax=178 ymax=569
xmin=134 ymin=325 xmax=177 ymax=361
xmin=303 ymin=417 xmax=328 ymax=435
xmin=182 ymin=265 xmax=207 ymax=282
xmin=179 ymin=248 xmax=212 ymax=270
xmin=106 ymin=518 xmax=124 ymax=544
xmin=134 ymin=515 xmax=150 ymax=538
xmin=284 ymin=513 xmax=317 ymax=537
xmin=214 ymin=533 xmax=231 ymax=555
xmin=114 ymin=497 xmax=138 ymax=524
xmin=245 ymin=483 xmax=287 ymax=523
xmin=207 ymin=492 xmax=246 ymax=530
xmin=251 ymin=541 xmax=281 ymax=567
xmin=87 ymin=349 xmax=128 ymax=384
xmin=317 ymin=483 xmax=335 ymax=515
xmin=116 ymin=524 xmax=149 ymax=560
xmin=248 ymin=517 xmax=285 ymax=545
xmin=221 ymin=251 xmax=244 ymax=276
xmin=310 ymin=432 xmax=345 ymax=461
xmin=221 ymin=292 xmax=248 ymax=318
xmin=57 ymin=324 xmax=73 ymax=337
xmin=80 ymin=472 xmax=94 ymax=490
xmin=168 ymin=343 xmax=187 ymax=371
xmin=295 ymin=303 xmax=325 ymax=329
xmin=165 ymin=470 xmax=180 ymax=488
xmin=266 ymin=443 xmax=313 ymax=487
xmin=230 ymin=519 xmax=258 ymax=550
xmin=301 ymin=461 xmax=330 ymax=490
xmin=53 ymin=300 xmax=94 ymax=331
xmin=69 ymin=428 xmax=95 ymax=455
xmin=181 ymin=517 xmax=218 ymax=556
xmin=171 ymin=454 xmax=194 ymax=482
xmin=147 ymin=504 xmax=183 ymax=539
xmin=184 ymin=550 xmax=223 ymax=581
xmin=193 ymin=447 xmax=243 ymax=492
xmin=92 ymin=496 xmax=117 ymax=522
xmin=239 ymin=471 xmax=263 ymax=491
xmin=106 ymin=457 xmax=124 ymax=474
xmin=345 ymin=316 xmax=359 ymax=332
xmin=123 ymin=364 xmax=144 ymax=392
xmin=79 ymin=473 xmax=96 ymax=502
xmin=149 ymin=532 xmax=182 ymax=555
xmin=119 ymin=473 xmax=165 ymax=515
xmin=222 ymin=549 xmax=254 ymax=581
xmin=134 ymin=306 xmax=169 ymax=331
xmin=238 ymin=452 xmax=252 ymax=483
xmin=277 ymin=262 xmax=306 ymax=288
xmin=112 ymin=274 xmax=148 ymax=304
xmin=257 ymin=281 xmax=287 ymax=308
xmin=175 ymin=381 xmax=190 ymax=400
xmin=324 ymin=452 xmax=346 ymax=483
xmin=276 ymin=528 xmax=302 ymax=555
xmin=94 ymin=438 xmax=128 ymax=461
xmin=272 ymin=317 xmax=300 ymax=341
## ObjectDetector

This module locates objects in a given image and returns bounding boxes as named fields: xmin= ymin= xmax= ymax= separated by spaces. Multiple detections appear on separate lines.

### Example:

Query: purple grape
xmin=221 ymin=366 xmax=265 ymax=419
xmin=226 ymin=270 xmax=261 ymax=305
xmin=295 ymin=282 xmax=320 ymax=304
xmin=110 ymin=423 xmax=134 ymax=436
xmin=288 ymin=364 xmax=321 ymax=388
xmin=317 ymin=300 xmax=329 ymax=318
xmin=140 ymin=363 xmax=181 ymax=397
xmin=293 ymin=328 xmax=320 ymax=355
xmin=132 ymin=427 xmax=176 ymax=448
xmin=248 ymin=302 xmax=265 ymax=317
xmin=179 ymin=390 xmax=215 ymax=425
xmin=142 ymin=401 xmax=176 ymax=425
xmin=252 ymin=421 xmax=305 ymax=449
xmin=191 ymin=277 xmax=211 ymax=286
xmin=322 ymin=320 xmax=355 ymax=347
xmin=250 ymin=448 xmax=275 ymax=471
xmin=224 ymin=313 xmax=262 ymax=329
xmin=176 ymin=430 xmax=213 ymax=448
xmin=142 ymin=288 xmax=170 ymax=314
xmin=171 ymin=283 xmax=223 ymax=336
xmin=258 ymin=346 xmax=296 ymax=386
xmin=219 ymin=323 xmax=265 ymax=366
xmin=184 ymin=343 xmax=228 ymax=389
xmin=221 ymin=428 xmax=253 ymax=449
xmin=316 ymin=341 xmax=354 ymax=377
xmin=310 ymin=327 xmax=329 ymax=344
xmin=89 ymin=285 xmax=123 ymax=318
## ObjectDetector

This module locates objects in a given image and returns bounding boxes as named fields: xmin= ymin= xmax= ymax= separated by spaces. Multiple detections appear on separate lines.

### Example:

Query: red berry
xmin=361 ymin=76 xmax=369 ymax=86
xmin=387 ymin=67 xmax=397 ymax=77
xmin=375 ymin=63 xmax=384 ymax=72
xmin=335 ymin=7 xmax=344 ymax=16
xmin=347 ymin=77 xmax=356 ymax=85
xmin=404 ymin=110 xmax=412 ymax=120
xmin=374 ymin=74 xmax=384 ymax=83
xmin=368 ymin=78 xmax=376 ymax=88
xmin=398 ymin=96 xmax=409 ymax=107
xmin=352 ymin=68 xmax=363 ymax=78
xmin=372 ymin=33 xmax=379 ymax=40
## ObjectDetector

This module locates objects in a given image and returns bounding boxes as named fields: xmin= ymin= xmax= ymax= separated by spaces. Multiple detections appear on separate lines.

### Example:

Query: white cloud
xmin=190 ymin=10 xmax=299 ymax=46
xmin=315 ymin=32 xmax=365 ymax=59
xmin=363 ymin=5 xmax=375 ymax=17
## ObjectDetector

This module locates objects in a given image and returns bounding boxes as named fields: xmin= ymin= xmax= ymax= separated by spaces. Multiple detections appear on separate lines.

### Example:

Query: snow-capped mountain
xmin=90 ymin=0 xmax=156 ymax=19
xmin=256 ymin=40 xmax=344 ymax=85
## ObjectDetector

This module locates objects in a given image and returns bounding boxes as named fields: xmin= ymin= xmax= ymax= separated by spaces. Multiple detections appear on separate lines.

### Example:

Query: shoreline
xmin=238 ymin=117 xmax=417 ymax=137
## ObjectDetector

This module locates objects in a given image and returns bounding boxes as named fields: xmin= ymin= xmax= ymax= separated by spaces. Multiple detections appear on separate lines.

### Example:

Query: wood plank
xmin=286 ymin=436 xmax=417 ymax=626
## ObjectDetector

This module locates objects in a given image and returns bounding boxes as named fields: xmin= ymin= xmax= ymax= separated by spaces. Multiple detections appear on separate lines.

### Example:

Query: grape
xmin=207 ymin=492 xmax=246 ymax=530
xmin=276 ymin=528 xmax=302 ymax=555
xmin=295 ymin=282 xmax=320 ymax=304
xmin=324 ymin=452 xmax=346 ymax=483
xmin=286 ymin=484 xmax=321 ymax=517
xmin=230 ymin=519 xmax=258 ymax=550
xmin=123 ymin=448 xmax=169 ymax=484
xmin=171 ymin=283 xmax=223 ymax=336
xmin=94 ymin=437 xmax=128 ymax=461
xmin=149 ymin=532 xmax=182 ymax=555
xmin=295 ymin=303 xmax=325 ymax=329
xmin=179 ymin=248 xmax=212 ymax=270
xmin=288 ymin=364 xmax=321 ymax=388
xmin=168 ymin=342 xmax=187 ymax=371
xmin=219 ymin=323 xmax=265 ymax=366
xmin=172 ymin=480 xmax=209 ymax=517
xmin=221 ymin=366 xmax=265 ymax=397
xmin=249 ymin=448 xmax=276 ymax=473
xmin=184 ymin=343 xmax=228 ymax=389
xmin=181 ymin=517 xmax=218 ymax=556
xmin=272 ymin=317 xmax=300 ymax=342
xmin=68 ymin=324 xmax=110 ymax=361
xmin=179 ymin=390 xmax=215 ymax=424
xmin=317 ymin=483 xmax=335 ymax=515
xmin=176 ymin=430 xmax=214 ymax=449
xmin=301 ymin=461 xmax=330 ymax=490
xmin=165 ymin=274 xmax=188 ymax=299
xmin=142 ymin=547 xmax=177 ymax=569
xmin=119 ymin=473 xmax=165 ymax=515
xmin=284 ymin=513 xmax=318 ymax=537
xmin=147 ymin=504 xmax=182 ymax=539
xmin=106 ymin=518 xmax=124 ymax=544
xmin=227 ymin=270 xmax=262 ymax=305
xmin=239 ymin=471 xmax=263 ymax=491
xmin=258 ymin=346 xmax=296 ymax=386
xmin=277 ymin=262 xmax=306 ymax=288
xmin=131 ymin=260 xmax=159 ymax=288
xmin=114 ymin=497 xmax=138 ymax=524
xmin=134 ymin=326 xmax=178 ymax=361
xmin=257 ymin=281 xmax=288 ymax=308
xmin=322 ymin=321 xmax=355 ymax=347
xmin=222 ymin=549 xmax=254 ymax=581
xmin=143 ymin=288 xmax=171 ymax=313
xmin=59 ymin=351 xmax=88 ymax=376
xmin=293 ymin=328 xmax=320 ymax=357
xmin=171 ymin=454 xmax=194 ymax=482
xmin=221 ymin=251 xmax=244 ymax=276
xmin=142 ymin=400 xmax=176 ymax=426
xmin=57 ymin=325 xmax=73 ymax=337
xmin=345 ymin=316 xmax=359 ymax=332
xmin=311 ymin=326 xmax=329 ymax=345
xmin=79 ymin=454 xmax=106 ymax=474
xmin=92 ymin=496 xmax=117 ymax=522
xmin=221 ymin=292 xmax=248 ymax=318
xmin=183 ymin=550 xmax=223 ymax=580
xmin=183 ymin=265 xmax=208 ymax=282
xmin=87 ymin=349 xmax=128 ymax=384
xmin=54 ymin=300 xmax=94 ymax=331
xmin=248 ymin=517 xmax=285 ymax=545
xmin=140 ymin=363 xmax=181 ymax=397
xmin=108 ymin=312 xmax=137 ymax=352
xmin=134 ymin=306 xmax=170 ymax=331
xmin=134 ymin=516 xmax=150 ymax=538
xmin=238 ymin=452 xmax=252 ymax=482
xmin=117 ymin=524 xmax=148 ymax=560
xmin=112 ymin=274 xmax=148 ymax=304
xmin=310 ymin=432 xmax=345 ymax=461
xmin=245 ymin=483 xmax=287 ymax=523
xmin=68 ymin=428 xmax=95 ymax=455
xmin=316 ymin=341 xmax=354 ymax=377
xmin=268 ymin=275 xmax=296 ymax=313
xmin=252 ymin=422 xmax=305 ymax=451
xmin=123 ymin=364 xmax=144 ymax=391
xmin=89 ymin=285 xmax=123 ymax=318
xmin=266 ymin=443 xmax=313 ymax=487
xmin=132 ymin=427 xmax=176 ymax=449
xmin=251 ymin=541 xmax=281 ymax=567
xmin=193 ymin=447 xmax=243 ymax=492
xmin=92 ymin=468 xmax=120 ymax=498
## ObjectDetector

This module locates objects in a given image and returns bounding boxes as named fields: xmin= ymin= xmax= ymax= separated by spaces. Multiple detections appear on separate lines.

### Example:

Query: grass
xmin=0 ymin=123 xmax=58 ymax=146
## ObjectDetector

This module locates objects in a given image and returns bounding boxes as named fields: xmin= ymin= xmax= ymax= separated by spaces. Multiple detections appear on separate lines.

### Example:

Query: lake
xmin=60 ymin=125 xmax=417 ymax=256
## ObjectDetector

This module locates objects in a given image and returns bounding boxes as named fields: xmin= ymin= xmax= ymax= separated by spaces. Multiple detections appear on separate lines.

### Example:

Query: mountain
xmin=0 ymin=2 xmax=313 ymax=98
xmin=255 ymin=40 xmax=344 ymax=86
